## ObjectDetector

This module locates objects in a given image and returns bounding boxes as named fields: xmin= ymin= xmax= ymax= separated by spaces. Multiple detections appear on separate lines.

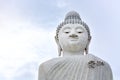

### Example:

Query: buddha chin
xmin=62 ymin=41 xmax=87 ymax=52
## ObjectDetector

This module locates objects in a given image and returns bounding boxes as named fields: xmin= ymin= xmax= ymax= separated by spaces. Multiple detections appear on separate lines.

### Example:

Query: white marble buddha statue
xmin=38 ymin=11 xmax=113 ymax=80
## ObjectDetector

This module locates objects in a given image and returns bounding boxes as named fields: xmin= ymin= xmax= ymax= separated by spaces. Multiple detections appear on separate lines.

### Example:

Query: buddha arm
xmin=106 ymin=63 xmax=113 ymax=80
xmin=38 ymin=64 xmax=46 ymax=80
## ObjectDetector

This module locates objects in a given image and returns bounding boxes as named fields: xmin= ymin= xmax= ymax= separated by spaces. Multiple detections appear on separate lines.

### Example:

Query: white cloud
xmin=56 ymin=0 xmax=69 ymax=8
xmin=1 ymin=0 xmax=120 ymax=80
xmin=0 ymin=9 xmax=57 ymax=80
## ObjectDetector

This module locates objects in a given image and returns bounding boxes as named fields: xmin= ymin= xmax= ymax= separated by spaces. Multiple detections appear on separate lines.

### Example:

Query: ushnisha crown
xmin=55 ymin=11 xmax=91 ymax=41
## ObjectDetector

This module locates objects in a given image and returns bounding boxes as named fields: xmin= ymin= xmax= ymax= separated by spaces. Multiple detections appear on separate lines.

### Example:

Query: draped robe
xmin=38 ymin=54 xmax=113 ymax=80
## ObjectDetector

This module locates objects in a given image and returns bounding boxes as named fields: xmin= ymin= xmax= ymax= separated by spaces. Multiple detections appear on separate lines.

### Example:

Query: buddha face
xmin=58 ymin=24 xmax=89 ymax=52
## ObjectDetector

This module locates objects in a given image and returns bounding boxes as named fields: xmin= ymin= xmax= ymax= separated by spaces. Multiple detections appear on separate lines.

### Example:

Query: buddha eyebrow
xmin=75 ymin=27 xmax=84 ymax=30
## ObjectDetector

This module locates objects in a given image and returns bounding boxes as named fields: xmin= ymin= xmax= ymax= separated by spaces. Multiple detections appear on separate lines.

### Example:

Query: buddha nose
xmin=69 ymin=34 xmax=78 ymax=38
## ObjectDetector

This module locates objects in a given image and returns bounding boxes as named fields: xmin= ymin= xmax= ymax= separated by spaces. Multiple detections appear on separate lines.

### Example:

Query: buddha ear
xmin=88 ymin=36 xmax=92 ymax=44
xmin=55 ymin=36 xmax=62 ymax=56
xmin=85 ymin=36 xmax=92 ymax=54
xmin=55 ymin=36 xmax=59 ymax=44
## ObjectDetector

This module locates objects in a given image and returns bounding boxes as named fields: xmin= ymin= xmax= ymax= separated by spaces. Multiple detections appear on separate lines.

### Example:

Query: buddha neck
xmin=62 ymin=50 xmax=85 ymax=57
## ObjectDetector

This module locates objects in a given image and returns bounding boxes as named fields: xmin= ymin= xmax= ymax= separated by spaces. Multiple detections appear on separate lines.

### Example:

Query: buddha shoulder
xmin=39 ymin=54 xmax=111 ymax=73
xmin=86 ymin=54 xmax=111 ymax=67
xmin=39 ymin=57 xmax=64 ymax=73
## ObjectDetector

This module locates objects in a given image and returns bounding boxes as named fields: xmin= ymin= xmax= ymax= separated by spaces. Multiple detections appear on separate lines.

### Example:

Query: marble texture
xmin=39 ymin=54 xmax=113 ymax=80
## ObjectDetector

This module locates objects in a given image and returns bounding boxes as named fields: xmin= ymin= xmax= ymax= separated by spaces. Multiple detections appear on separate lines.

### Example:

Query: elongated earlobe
xmin=85 ymin=46 xmax=89 ymax=54
xmin=55 ymin=36 xmax=62 ymax=56
xmin=85 ymin=36 xmax=91 ymax=55
xmin=58 ymin=46 xmax=62 ymax=56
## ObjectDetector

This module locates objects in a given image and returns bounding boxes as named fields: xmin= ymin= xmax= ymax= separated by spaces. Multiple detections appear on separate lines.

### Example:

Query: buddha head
xmin=55 ymin=11 xmax=91 ymax=56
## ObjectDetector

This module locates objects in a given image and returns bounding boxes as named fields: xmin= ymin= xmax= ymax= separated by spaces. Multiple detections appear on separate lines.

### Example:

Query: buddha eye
xmin=65 ymin=32 xmax=70 ymax=34
xmin=76 ymin=28 xmax=83 ymax=34
xmin=77 ymin=31 xmax=83 ymax=33
xmin=63 ymin=28 xmax=71 ymax=34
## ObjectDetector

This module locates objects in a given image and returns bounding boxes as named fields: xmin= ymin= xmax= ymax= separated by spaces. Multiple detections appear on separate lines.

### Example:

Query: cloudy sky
xmin=0 ymin=0 xmax=120 ymax=80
